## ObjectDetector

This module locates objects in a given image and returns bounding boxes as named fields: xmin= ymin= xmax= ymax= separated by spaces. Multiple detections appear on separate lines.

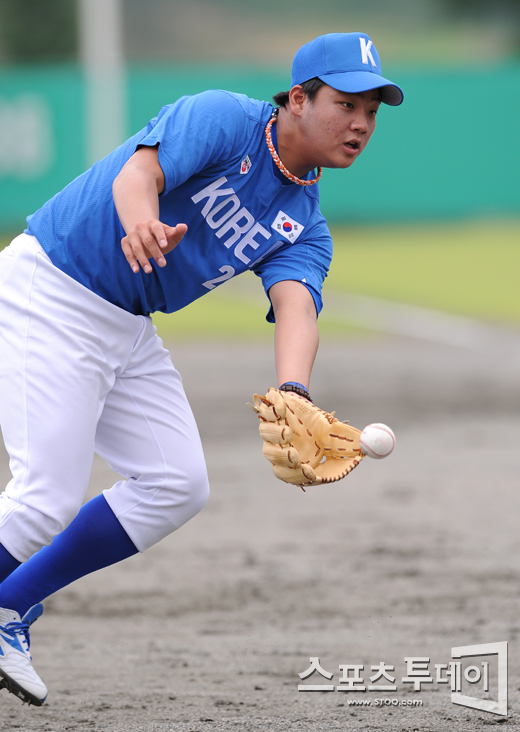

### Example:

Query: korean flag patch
xmin=240 ymin=155 xmax=252 ymax=174
xmin=271 ymin=210 xmax=304 ymax=242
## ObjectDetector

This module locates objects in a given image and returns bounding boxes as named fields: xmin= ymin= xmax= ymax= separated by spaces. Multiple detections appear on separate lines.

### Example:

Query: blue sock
xmin=0 ymin=494 xmax=138 ymax=617
xmin=0 ymin=543 xmax=21 ymax=584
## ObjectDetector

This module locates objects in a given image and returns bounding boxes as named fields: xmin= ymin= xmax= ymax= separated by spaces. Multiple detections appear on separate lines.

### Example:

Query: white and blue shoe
xmin=0 ymin=605 xmax=47 ymax=705
xmin=22 ymin=603 xmax=44 ymax=627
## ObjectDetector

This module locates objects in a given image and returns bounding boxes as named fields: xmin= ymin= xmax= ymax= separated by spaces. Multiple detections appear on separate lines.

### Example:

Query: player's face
xmin=299 ymin=86 xmax=380 ymax=170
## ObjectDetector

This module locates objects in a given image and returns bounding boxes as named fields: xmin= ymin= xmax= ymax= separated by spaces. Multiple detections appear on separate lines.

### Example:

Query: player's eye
xmin=342 ymin=102 xmax=354 ymax=109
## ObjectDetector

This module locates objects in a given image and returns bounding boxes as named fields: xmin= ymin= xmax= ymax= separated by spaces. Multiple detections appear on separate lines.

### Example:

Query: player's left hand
xmin=248 ymin=388 xmax=366 ymax=488
xmin=121 ymin=220 xmax=187 ymax=274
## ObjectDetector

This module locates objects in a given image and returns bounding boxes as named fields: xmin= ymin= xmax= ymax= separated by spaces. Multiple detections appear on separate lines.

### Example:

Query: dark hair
xmin=272 ymin=77 xmax=326 ymax=108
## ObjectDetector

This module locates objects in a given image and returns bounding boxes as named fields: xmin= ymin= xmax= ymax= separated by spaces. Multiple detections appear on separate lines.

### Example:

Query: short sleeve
xmin=137 ymin=91 xmax=248 ymax=193
xmin=252 ymin=215 xmax=333 ymax=322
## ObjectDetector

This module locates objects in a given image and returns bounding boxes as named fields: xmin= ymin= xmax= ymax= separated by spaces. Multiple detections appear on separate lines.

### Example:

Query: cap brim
xmin=318 ymin=71 xmax=404 ymax=106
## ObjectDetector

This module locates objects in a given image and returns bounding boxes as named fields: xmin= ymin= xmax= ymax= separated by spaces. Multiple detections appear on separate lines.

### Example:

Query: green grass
xmin=153 ymin=290 xmax=274 ymax=340
xmin=3 ymin=220 xmax=519 ymax=339
xmin=327 ymin=220 xmax=520 ymax=325
xmin=152 ymin=285 xmax=363 ymax=340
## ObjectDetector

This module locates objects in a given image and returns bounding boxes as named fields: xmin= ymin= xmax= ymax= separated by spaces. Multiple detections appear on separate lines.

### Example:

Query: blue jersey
xmin=26 ymin=91 xmax=333 ymax=321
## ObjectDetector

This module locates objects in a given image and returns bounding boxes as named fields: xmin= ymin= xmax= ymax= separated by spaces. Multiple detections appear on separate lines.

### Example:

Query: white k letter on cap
xmin=360 ymin=37 xmax=377 ymax=67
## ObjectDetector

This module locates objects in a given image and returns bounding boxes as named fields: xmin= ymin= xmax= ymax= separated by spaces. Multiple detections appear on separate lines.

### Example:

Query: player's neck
xmin=275 ymin=107 xmax=318 ymax=179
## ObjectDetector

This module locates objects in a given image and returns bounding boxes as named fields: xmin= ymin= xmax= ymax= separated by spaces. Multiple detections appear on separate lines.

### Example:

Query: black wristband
xmin=279 ymin=382 xmax=312 ymax=402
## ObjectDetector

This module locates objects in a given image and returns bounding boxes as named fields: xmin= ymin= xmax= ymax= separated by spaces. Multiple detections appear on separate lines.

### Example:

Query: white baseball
xmin=360 ymin=423 xmax=395 ymax=459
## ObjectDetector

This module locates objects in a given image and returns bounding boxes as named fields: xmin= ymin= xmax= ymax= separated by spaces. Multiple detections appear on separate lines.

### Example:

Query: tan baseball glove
xmin=249 ymin=388 xmax=365 ymax=488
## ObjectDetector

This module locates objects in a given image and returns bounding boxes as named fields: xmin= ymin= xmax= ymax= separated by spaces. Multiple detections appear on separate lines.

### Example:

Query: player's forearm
xmin=112 ymin=166 xmax=161 ymax=235
xmin=275 ymin=315 xmax=319 ymax=388
xmin=271 ymin=281 xmax=319 ymax=389
xmin=112 ymin=146 xmax=187 ymax=274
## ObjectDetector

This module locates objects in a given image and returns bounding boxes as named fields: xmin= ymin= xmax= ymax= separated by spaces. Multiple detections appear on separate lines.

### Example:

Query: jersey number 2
xmin=202 ymin=265 xmax=235 ymax=290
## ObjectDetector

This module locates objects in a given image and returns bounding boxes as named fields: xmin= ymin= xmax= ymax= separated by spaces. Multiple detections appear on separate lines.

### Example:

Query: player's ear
xmin=288 ymin=85 xmax=306 ymax=117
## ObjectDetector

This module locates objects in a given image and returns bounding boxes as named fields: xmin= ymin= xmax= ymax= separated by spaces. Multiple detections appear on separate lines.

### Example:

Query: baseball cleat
xmin=0 ymin=607 xmax=47 ymax=706
xmin=22 ymin=603 xmax=44 ymax=627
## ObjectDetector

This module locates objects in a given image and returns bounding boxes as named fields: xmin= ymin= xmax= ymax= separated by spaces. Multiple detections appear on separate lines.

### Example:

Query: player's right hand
xmin=121 ymin=220 xmax=187 ymax=274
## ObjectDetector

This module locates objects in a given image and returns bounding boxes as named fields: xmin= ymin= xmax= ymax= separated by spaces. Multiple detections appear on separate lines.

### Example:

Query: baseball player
xmin=0 ymin=32 xmax=402 ymax=705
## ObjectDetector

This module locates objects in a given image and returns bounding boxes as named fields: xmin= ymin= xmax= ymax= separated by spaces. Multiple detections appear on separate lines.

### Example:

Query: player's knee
xmin=172 ymin=465 xmax=210 ymax=522
xmin=139 ymin=461 xmax=210 ymax=526
xmin=138 ymin=468 xmax=209 ymax=547
xmin=187 ymin=470 xmax=210 ymax=518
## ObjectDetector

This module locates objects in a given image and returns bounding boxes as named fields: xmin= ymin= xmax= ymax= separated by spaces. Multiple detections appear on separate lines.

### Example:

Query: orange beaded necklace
xmin=265 ymin=109 xmax=323 ymax=187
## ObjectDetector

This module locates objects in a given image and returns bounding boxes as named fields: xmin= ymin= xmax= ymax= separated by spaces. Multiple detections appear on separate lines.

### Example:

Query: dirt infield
xmin=1 ymin=332 xmax=519 ymax=731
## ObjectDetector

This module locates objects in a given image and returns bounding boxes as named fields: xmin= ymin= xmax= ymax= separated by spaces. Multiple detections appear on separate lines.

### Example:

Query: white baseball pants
xmin=0 ymin=234 xmax=209 ymax=561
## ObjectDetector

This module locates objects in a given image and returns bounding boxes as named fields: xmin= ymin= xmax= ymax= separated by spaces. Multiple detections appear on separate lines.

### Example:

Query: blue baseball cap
xmin=292 ymin=32 xmax=403 ymax=106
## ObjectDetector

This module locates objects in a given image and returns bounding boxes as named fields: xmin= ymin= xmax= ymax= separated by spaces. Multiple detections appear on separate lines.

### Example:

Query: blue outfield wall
xmin=0 ymin=62 xmax=518 ymax=232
